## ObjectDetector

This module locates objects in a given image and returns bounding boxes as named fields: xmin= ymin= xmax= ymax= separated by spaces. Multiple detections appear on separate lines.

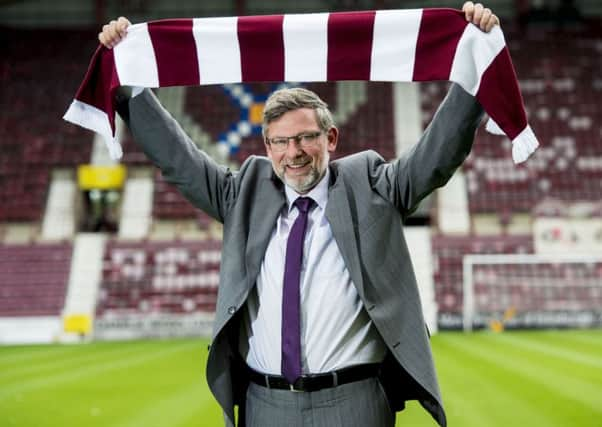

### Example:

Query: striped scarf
xmin=64 ymin=8 xmax=539 ymax=162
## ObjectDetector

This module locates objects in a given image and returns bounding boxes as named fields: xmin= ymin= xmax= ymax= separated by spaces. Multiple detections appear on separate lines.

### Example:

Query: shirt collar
xmin=284 ymin=168 xmax=329 ymax=213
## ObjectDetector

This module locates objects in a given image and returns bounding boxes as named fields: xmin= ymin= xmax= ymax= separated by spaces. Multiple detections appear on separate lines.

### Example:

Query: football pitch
xmin=1 ymin=329 xmax=600 ymax=427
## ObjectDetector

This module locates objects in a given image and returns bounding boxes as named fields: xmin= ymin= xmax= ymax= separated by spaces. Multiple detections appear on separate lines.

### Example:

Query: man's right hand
xmin=98 ymin=17 xmax=131 ymax=49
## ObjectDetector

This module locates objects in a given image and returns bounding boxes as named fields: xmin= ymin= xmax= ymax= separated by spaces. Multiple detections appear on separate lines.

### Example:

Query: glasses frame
xmin=265 ymin=131 xmax=323 ymax=153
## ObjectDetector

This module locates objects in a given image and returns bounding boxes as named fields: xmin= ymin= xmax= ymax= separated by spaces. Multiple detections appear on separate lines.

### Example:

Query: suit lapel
xmin=245 ymin=177 xmax=286 ymax=283
xmin=325 ymin=168 xmax=366 ymax=300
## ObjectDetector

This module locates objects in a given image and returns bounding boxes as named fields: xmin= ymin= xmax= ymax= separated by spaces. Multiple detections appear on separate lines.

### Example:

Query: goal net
xmin=462 ymin=254 xmax=602 ymax=331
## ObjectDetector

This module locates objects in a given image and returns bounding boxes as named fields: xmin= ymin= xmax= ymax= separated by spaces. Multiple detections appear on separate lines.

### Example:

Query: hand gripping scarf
xmin=64 ymin=8 xmax=539 ymax=163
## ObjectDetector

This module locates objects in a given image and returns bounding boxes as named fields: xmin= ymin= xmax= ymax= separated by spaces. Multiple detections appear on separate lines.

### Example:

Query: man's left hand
xmin=462 ymin=1 xmax=500 ymax=32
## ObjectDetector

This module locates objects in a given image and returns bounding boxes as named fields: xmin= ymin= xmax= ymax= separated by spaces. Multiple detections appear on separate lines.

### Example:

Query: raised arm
xmin=371 ymin=83 xmax=484 ymax=219
xmin=116 ymin=89 xmax=237 ymax=223
xmin=370 ymin=2 xmax=499 ymax=219
xmin=101 ymin=18 xmax=237 ymax=222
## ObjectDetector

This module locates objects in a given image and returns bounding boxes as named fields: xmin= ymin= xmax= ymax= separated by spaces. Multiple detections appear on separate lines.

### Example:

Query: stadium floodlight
xmin=463 ymin=254 xmax=602 ymax=332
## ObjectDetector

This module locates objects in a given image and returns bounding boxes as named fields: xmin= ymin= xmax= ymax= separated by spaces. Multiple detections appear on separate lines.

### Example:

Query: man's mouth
xmin=286 ymin=159 xmax=311 ymax=170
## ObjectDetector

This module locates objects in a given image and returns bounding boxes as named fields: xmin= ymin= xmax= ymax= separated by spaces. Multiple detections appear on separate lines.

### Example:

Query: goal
xmin=462 ymin=254 xmax=602 ymax=331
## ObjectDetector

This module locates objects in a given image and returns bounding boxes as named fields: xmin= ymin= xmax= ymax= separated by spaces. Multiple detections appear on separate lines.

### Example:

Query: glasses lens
xmin=270 ymin=138 xmax=288 ymax=151
xmin=300 ymin=132 xmax=320 ymax=145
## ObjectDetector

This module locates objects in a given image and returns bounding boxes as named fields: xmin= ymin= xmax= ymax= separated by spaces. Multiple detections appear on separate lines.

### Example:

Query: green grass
xmin=1 ymin=330 xmax=601 ymax=427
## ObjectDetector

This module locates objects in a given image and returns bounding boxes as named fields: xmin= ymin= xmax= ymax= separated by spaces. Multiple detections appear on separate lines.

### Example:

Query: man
xmin=101 ymin=3 xmax=499 ymax=426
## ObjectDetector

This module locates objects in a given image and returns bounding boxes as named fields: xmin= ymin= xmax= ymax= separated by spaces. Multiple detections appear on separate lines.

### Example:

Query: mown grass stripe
xmin=0 ymin=340 xmax=200 ymax=401
xmin=441 ymin=333 xmax=602 ymax=416
xmin=192 ymin=399 xmax=224 ymax=427
xmin=526 ymin=330 xmax=602 ymax=358
xmin=433 ymin=335 xmax=564 ymax=427
xmin=110 ymin=381 xmax=212 ymax=427
xmin=560 ymin=331 xmax=602 ymax=349
xmin=491 ymin=333 xmax=602 ymax=369
xmin=0 ymin=344 xmax=86 ymax=366
xmin=477 ymin=332 xmax=602 ymax=388
xmin=0 ymin=340 xmax=165 ymax=384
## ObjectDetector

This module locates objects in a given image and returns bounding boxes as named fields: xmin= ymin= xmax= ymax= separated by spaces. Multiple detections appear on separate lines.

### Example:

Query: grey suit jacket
xmin=117 ymin=83 xmax=484 ymax=427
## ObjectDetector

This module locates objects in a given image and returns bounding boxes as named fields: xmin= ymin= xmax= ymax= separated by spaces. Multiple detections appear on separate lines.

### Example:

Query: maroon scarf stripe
xmin=477 ymin=47 xmax=527 ymax=140
xmin=238 ymin=15 xmax=285 ymax=82
xmin=327 ymin=11 xmax=375 ymax=81
xmin=75 ymin=46 xmax=120 ymax=132
xmin=413 ymin=9 xmax=467 ymax=81
xmin=147 ymin=19 xmax=200 ymax=86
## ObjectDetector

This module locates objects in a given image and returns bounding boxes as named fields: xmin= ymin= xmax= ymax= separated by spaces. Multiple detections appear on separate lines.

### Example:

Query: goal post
xmin=462 ymin=254 xmax=602 ymax=332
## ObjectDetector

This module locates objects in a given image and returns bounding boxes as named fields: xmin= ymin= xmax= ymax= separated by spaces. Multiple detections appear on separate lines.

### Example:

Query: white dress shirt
xmin=240 ymin=169 xmax=386 ymax=375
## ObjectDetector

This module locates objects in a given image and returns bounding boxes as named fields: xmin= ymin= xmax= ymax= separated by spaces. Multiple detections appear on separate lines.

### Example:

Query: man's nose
xmin=285 ymin=137 xmax=303 ymax=157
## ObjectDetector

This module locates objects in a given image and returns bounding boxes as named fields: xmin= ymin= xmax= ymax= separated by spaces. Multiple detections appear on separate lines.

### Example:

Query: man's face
xmin=265 ymin=108 xmax=338 ymax=194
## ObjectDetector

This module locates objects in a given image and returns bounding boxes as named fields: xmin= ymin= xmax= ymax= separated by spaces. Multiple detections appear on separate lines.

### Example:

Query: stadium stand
xmin=1 ymin=7 xmax=601 ymax=340
xmin=0 ymin=243 xmax=72 ymax=316
xmin=471 ymin=261 xmax=602 ymax=313
xmin=152 ymin=170 xmax=215 ymax=230
xmin=0 ymin=28 xmax=95 ymax=222
xmin=97 ymin=239 xmax=221 ymax=316
xmin=421 ymin=22 xmax=602 ymax=216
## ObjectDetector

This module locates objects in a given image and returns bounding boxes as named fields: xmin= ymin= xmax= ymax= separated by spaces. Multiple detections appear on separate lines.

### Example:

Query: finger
xmin=117 ymin=16 xmax=131 ymax=36
xmin=472 ymin=3 xmax=484 ymax=25
xmin=486 ymin=14 xmax=500 ymax=32
xmin=106 ymin=20 xmax=121 ymax=47
xmin=480 ymin=8 xmax=492 ymax=30
xmin=100 ymin=24 xmax=112 ymax=48
xmin=98 ymin=32 xmax=108 ymax=47
xmin=463 ymin=1 xmax=475 ymax=21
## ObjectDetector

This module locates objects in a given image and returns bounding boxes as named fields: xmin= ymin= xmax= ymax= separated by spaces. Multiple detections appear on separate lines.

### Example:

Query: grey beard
xmin=283 ymin=167 xmax=321 ymax=194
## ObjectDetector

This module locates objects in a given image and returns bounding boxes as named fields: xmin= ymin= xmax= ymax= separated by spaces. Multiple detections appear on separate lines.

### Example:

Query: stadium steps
xmin=118 ymin=168 xmax=154 ymax=240
xmin=393 ymin=82 xmax=423 ymax=158
xmin=60 ymin=233 xmax=107 ymax=342
xmin=404 ymin=227 xmax=438 ymax=334
xmin=40 ymin=169 xmax=77 ymax=241
xmin=332 ymin=81 xmax=366 ymax=125
xmin=436 ymin=170 xmax=471 ymax=235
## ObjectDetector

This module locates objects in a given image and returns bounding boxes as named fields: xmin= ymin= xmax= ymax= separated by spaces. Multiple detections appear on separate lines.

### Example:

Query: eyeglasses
xmin=265 ymin=131 xmax=323 ymax=153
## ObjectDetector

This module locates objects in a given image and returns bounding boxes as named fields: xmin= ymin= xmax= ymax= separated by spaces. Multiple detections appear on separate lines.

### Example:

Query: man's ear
xmin=326 ymin=127 xmax=339 ymax=153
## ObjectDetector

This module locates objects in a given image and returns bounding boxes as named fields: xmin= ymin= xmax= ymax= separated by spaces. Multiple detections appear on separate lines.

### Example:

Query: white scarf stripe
xmin=283 ymin=13 xmax=329 ymax=82
xmin=370 ymin=9 xmax=422 ymax=81
xmin=193 ymin=17 xmax=241 ymax=85
xmin=450 ymin=24 xmax=506 ymax=96
xmin=114 ymin=23 xmax=159 ymax=87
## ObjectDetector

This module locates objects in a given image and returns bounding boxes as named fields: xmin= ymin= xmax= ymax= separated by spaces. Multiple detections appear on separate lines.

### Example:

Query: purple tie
xmin=281 ymin=197 xmax=315 ymax=385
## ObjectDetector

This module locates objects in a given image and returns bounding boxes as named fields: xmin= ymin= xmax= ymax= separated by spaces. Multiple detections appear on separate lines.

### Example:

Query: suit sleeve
xmin=370 ymin=83 xmax=485 ymax=220
xmin=116 ymin=89 xmax=236 ymax=223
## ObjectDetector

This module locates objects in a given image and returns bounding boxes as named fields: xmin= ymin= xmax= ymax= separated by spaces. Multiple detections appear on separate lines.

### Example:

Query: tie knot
xmin=294 ymin=197 xmax=314 ymax=214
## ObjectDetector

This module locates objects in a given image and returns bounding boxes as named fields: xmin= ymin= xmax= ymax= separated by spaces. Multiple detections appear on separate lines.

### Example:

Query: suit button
xmin=227 ymin=306 xmax=236 ymax=315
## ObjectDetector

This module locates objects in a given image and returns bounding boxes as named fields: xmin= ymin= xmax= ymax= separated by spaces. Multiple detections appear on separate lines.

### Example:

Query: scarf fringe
xmin=64 ymin=100 xmax=123 ymax=159
xmin=485 ymin=117 xmax=505 ymax=135
xmin=486 ymin=118 xmax=538 ymax=164
xmin=511 ymin=125 xmax=539 ymax=164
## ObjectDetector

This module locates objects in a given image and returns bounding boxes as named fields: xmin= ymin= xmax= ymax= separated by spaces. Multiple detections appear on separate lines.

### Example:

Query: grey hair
xmin=262 ymin=87 xmax=335 ymax=138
